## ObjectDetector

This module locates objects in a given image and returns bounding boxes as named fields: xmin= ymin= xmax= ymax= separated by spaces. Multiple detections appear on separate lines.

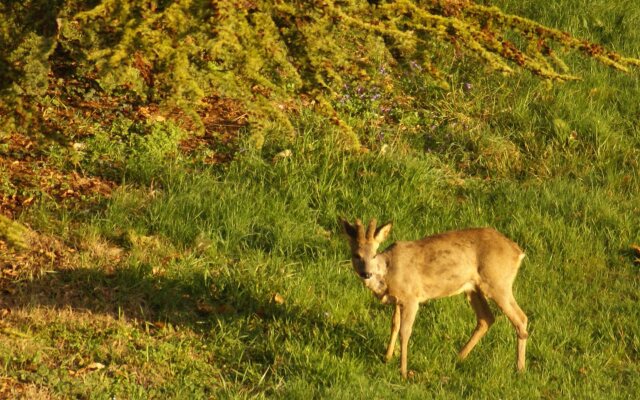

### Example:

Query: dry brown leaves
xmin=38 ymin=66 xmax=249 ymax=166
xmin=0 ymin=133 xmax=115 ymax=218
xmin=631 ymin=244 xmax=640 ymax=265
xmin=0 ymin=224 xmax=75 ymax=281
xmin=0 ymin=376 xmax=52 ymax=400
xmin=178 ymin=95 xmax=249 ymax=164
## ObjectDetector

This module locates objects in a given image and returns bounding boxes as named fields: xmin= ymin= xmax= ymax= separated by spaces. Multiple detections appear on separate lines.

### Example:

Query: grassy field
xmin=1 ymin=0 xmax=640 ymax=398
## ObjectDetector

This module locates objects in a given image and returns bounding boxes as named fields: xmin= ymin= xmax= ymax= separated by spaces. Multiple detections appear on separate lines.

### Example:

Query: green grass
xmin=4 ymin=130 xmax=639 ymax=398
xmin=2 ymin=0 xmax=640 ymax=398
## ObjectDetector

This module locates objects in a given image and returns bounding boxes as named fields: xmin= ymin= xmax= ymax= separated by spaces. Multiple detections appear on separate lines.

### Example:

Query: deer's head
xmin=341 ymin=218 xmax=392 ymax=280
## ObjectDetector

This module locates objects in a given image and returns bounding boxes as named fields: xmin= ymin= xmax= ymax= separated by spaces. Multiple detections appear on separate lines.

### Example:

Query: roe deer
xmin=341 ymin=218 xmax=528 ymax=378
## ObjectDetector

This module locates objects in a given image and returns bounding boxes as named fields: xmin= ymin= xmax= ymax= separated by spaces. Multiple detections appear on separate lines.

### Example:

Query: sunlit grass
xmin=2 ymin=0 xmax=639 ymax=398
xmin=5 ymin=125 xmax=639 ymax=397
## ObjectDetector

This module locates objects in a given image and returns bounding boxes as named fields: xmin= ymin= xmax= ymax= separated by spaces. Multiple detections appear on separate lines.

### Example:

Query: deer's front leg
xmin=384 ymin=303 xmax=401 ymax=362
xmin=399 ymin=301 xmax=419 ymax=379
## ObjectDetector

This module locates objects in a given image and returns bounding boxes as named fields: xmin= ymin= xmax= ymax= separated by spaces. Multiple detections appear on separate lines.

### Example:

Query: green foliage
xmin=0 ymin=214 xmax=30 ymax=249
xmin=83 ymin=117 xmax=185 ymax=184
xmin=4 ymin=32 xmax=56 ymax=96
xmin=0 ymin=0 xmax=62 ymax=90
xmin=1 ymin=0 xmax=639 ymax=147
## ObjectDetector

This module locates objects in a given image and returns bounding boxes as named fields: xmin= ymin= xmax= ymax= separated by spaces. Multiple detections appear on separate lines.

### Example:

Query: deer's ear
xmin=374 ymin=222 xmax=392 ymax=242
xmin=341 ymin=219 xmax=358 ymax=240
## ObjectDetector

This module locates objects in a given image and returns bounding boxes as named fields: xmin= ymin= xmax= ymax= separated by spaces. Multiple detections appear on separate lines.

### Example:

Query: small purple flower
xmin=371 ymin=93 xmax=381 ymax=101
xmin=409 ymin=60 xmax=422 ymax=71
xmin=463 ymin=82 xmax=472 ymax=92
xmin=377 ymin=132 xmax=385 ymax=142
xmin=378 ymin=65 xmax=387 ymax=75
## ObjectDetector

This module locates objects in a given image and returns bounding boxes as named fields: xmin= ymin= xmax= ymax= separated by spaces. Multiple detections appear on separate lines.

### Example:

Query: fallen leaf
xmin=631 ymin=244 xmax=640 ymax=264
xmin=86 ymin=362 xmax=105 ymax=371
xmin=73 ymin=362 xmax=106 ymax=376
xmin=196 ymin=300 xmax=215 ymax=315
xmin=1 ymin=266 xmax=18 ymax=278
xmin=272 ymin=293 xmax=285 ymax=305
xmin=152 ymin=321 xmax=166 ymax=330
xmin=272 ymin=149 xmax=292 ymax=163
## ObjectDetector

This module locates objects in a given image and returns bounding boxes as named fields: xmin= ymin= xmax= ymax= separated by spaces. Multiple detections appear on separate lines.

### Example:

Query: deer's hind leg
xmin=458 ymin=290 xmax=495 ymax=360
xmin=492 ymin=291 xmax=528 ymax=372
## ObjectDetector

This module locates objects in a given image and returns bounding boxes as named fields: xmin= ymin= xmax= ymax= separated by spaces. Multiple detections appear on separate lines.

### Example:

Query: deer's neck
xmin=375 ymin=252 xmax=389 ymax=276
xmin=363 ymin=253 xmax=390 ymax=303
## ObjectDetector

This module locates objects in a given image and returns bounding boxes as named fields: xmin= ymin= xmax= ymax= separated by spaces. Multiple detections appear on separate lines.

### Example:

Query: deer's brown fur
xmin=341 ymin=218 xmax=528 ymax=378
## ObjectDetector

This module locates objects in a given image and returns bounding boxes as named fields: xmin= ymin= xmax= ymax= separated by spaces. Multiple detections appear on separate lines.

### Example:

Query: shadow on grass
xmin=1 ymin=262 xmax=379 ymax=376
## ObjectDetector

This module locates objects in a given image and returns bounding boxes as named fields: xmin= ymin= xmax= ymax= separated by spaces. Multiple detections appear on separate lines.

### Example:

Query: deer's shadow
xmin=1 ymin=261 xmax=385 ymax=371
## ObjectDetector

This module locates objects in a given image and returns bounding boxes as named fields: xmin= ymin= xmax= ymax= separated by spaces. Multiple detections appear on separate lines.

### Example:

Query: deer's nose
xmin=359 ymin=271 xmax=372 ymax=279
